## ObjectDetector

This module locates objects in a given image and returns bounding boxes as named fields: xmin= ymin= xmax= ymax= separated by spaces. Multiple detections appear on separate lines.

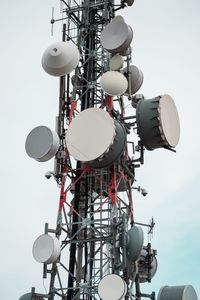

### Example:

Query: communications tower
xmin=20 ymin=1 xmax=198 ymax=300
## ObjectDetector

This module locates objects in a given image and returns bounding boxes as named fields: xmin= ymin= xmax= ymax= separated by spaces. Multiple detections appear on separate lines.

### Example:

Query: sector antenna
xmin=21 ymin=1 xmax=197 ymax=300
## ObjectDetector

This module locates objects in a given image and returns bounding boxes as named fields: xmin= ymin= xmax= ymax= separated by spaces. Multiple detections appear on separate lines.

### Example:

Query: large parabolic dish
xmin=136 ymin=94 xmax=180 ymax=150
xmin=66 ymin=108 xmax=126 ymax=168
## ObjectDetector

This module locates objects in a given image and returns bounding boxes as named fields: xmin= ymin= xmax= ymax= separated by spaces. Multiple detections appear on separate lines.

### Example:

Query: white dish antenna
xmin=122 ymin=65 xmax=144 ymax=95
xmin=98 ymin=274 xmax=127 ymax=300
xmin=113 ymin=15 xmax=125 ymax=22
xmin=66 ymin=108 xmax=126 ymax=168
xmin=136 ymin=95 xmax=180 ymax=150
xmin=159 ymin=95 xmax=180 ymax=148
xmin=126 ymin=225 xmax=144 ymax=262
xmin=110 ymin=54 xmax=124 ymax=71
xmin=100 ymin=71 xmax=128 ymax=96
xmin=42 ymin=41 xmax=80 ymax=76
xmin=25 ymin=126 xmax=59 ymax=162
xmin=157 ymin=285 xmax=198 ymax=300
xmin=32 ymin=234 xmax=60 ymax=264
xmin=101 ymin=18 xmax=133 ymax=54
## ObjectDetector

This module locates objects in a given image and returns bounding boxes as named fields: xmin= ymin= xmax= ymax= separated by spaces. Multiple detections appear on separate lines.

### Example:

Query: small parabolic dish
xmin=157 ymin=285 xmax=198 ymax=300
xmin=66 ymin=108 xmax=126 ymax=168
xmin=110 ymin=54 xmax=124 ymax=71
xmin=122 ymin=65 xmax=143 ymax=95
xmin=101 ymin=18 xmax=133 ymax=54
xmin=98 ymin=274 xmax=127 ymax=300
xmin=138 ymin=249 xmax=158 ymax=283
xmin=126 ymin=225 xmax=144 ymax=262
xmin=25 ymin=126 xmax=59 ymax=162
xmin=100 ymin=71 xmax=128 ymax=96
xmin=32 ymin=234 xmax=60 ymax=264
xmin=136 ymin=95 xmax=180 ymax=150
xmin=42 ymin=41 xmax=80 ymax=76
xmin=19 ymin=294 xmax=32 ymax=300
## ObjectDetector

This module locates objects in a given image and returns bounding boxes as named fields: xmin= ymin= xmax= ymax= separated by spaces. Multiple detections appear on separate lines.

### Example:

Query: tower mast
xmin=21 ymin=1 xmax=197 ymax=300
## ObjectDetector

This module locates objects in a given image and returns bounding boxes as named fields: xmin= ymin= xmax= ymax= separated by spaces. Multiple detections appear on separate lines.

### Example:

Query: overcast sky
xmin=0 ymin=0 xmax=199 ymax=299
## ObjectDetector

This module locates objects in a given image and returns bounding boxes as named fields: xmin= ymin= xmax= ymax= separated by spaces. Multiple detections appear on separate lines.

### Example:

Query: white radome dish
xmin=25 ymin=126 xmax=59 ymax=162
xmin=101 ymin=18 xmax=133 ymax=54
xmin=32 ymin=234 xmax=60 ymax=264
xmin=98 ymin=274 xmax=127 ymax=300
xmin=113 ymin=15 xmax=125 ymax=22
xmin=110 ymin=54 xmax=124 ymax=71
xmin=66 ymin=107 xmax=126 ymax=168
xmin=100 ymin=71 xmax=128 ymax=96
xmin=158 ymin=94 xmax=180 ymax=148
xmin=126 ymin=225 xmax=144 ymax=262
xmin=66 ymin=108 xmax=115 ymax=162
xmin=42 ymin=41 xmax=80 ymax=76
xmin=157 ymin=285 xmax=198 ymax=300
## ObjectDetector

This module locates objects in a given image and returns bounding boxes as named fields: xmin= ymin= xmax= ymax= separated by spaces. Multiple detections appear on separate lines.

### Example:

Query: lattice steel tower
xmin=21 ymin=1 xmax=197 ymax=300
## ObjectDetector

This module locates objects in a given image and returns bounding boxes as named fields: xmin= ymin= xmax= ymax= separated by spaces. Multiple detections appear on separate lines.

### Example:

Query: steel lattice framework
xmin=26 ymin=1 xmax=156 ymax=299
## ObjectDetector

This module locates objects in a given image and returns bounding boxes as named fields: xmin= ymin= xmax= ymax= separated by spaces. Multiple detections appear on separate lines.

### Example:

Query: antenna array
xmin=21 ymin=1 xmax=197 ymax=300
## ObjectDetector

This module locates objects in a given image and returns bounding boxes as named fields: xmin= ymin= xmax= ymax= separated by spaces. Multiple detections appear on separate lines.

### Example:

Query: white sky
xmin=0 ymin=0 xmax=199 ymax=299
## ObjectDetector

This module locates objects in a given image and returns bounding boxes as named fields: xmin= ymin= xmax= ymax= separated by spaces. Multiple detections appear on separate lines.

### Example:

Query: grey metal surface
xmin=89 ymin=120 xmax=127 ymax=168
xmin=136 ymin=97 xmax=163 ymax=150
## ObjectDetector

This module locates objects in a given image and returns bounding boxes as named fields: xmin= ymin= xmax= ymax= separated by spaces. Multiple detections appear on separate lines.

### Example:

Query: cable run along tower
xmin=22 ymin=1 xmax=198 ymax=300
